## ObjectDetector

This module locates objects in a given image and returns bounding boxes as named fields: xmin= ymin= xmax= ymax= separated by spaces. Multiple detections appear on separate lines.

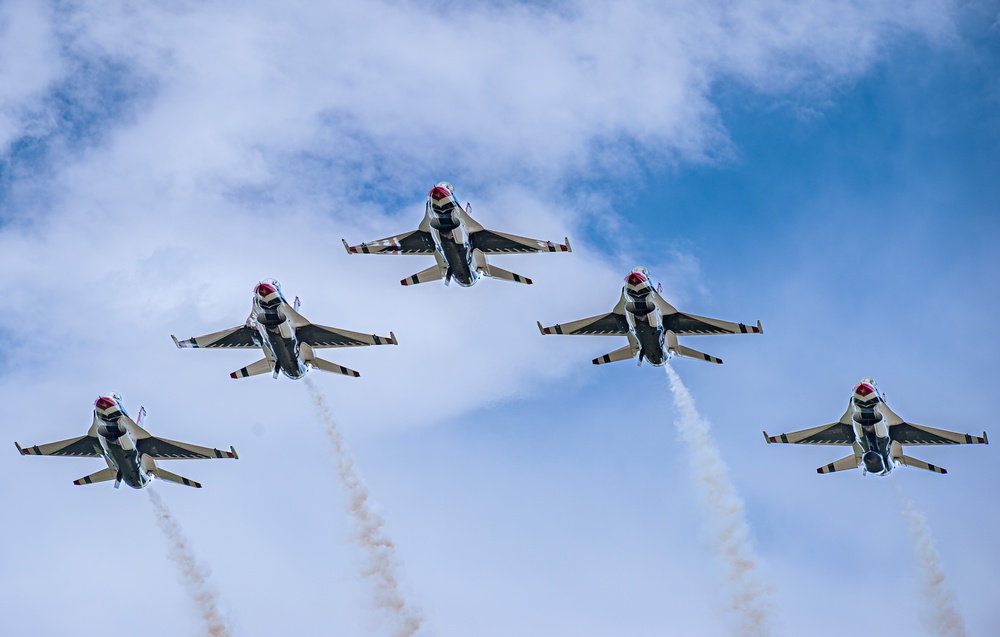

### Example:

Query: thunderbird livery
xmin=538 ymin=266 xmax=762 ymax=366
xmin=763 ymin=378 xmax=989 ymax=475
xmin=172 ymin=280 xmax=396 ymax=380
xmin=15 ymin=393 xmax=237 ymax=489
xmin=343 ymin=182 xmax=571 ymax=287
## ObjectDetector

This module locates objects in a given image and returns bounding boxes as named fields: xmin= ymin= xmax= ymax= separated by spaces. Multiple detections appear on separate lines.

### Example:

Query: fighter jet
xmin=342 ymin=182 xmax=571 ymax=287
xmin=15 ymin=393 xmax=237 ymax=489
xmin=172 ymin=279 xmax=396 ymax=380
xmin=537 ymin=266 xmax=762 ymax=366
xmin=763 ymin=378 xmax=989 ymax=475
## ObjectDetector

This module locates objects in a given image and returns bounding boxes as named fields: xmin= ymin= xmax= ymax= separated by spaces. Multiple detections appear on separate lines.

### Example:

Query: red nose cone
xmin=625 ymin=272 xmax=647 ymax=286
xmin=854 ymin=383 xmax=875 ymax=397
xmin=428 ymin=185 xmax=451 ymax=201
xmin=255 ymin=282 xmax=277 ymax=298
xmin=95 ymin=396 xmax=116 ymax=411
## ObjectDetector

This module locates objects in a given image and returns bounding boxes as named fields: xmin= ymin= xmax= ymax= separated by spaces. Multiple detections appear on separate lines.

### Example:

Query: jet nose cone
xmin=625 ymin=271 xmax=647 ymax=286
xmin=255 ymin=282 xmax=278 ymax=298
xmin=428 ymin=185 xmax=451 ymax=201
xmin=95 ymin=396 xmax=116 ymax=411
xmin=854 ymin=382 xmax=875 ymax=398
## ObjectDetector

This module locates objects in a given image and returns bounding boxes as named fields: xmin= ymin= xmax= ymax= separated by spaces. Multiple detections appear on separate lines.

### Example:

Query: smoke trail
xmin=892 ymin=480 xmax=967 ymax=637
xmin=663 ymin=364 xmax=774 ymax=636
xmin=304 ymin=377 xmax=424 ymax=637
xmin=147 ymin=488 xmax=231 ymax=637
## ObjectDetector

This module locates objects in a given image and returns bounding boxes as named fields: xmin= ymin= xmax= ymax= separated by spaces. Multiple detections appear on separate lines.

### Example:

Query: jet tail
xmin=898 ymin=454 xmax=947 ymax=474
xmin=665 ymin=330 xmax=723 ymax=364
xmin=817 ymin=454 xmax=860 ymax=474
xmin=480 ymin=262 xmax=532 ymax=285
xmin=150 ymin=467 xmax=203 ymax=488
xmin=671 ymin=343 xmax=724 ymax=365
xmin=230 ymin=358 xmax=273 ymax=379
xmin=72 ymin=467 xmax=118 ymax=486
xmin=400 ymin=264 xmax=446 ymax=286
xmin=592 ymin=344 xmax=637 ymax=365
xmin=308 ymin=356 xmax=361 ymax=378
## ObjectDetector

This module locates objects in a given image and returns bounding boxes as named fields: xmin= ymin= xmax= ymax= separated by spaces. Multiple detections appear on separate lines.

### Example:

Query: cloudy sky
xmin=1 ymin=1 xmax=998 ymax=635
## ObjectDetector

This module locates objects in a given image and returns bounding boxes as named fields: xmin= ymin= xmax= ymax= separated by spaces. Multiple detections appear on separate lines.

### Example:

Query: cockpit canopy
xmin=625 ymin=266 xmax=650 ymax=287
xmin=255 ymin=279 xmax=283 ymax=300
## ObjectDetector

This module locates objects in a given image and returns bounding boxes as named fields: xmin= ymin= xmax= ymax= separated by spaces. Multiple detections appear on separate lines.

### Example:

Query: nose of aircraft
xmin=94 ymin=396 xmax=116 ymax=411
xmin=854 ymin=382 xmax=875 ymax=398
xmin=428 ymin=185 xmax=451 ymax=201
xmin=625 ymin=271 xmax=648 ymax=286
xmin=255 ymin=282 xmax=278 ymax=298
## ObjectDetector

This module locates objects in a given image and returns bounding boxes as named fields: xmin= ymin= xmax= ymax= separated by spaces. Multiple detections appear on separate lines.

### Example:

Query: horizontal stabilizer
xmin=400 ymin=264 xmax=445 ymax=286
xmin=592 ymin=344 xmax=636 ymax=365
xmin=73 ymin=467 xmax=118 ymax=486
xmin=481 ymin=262 xmax=532 ymax=285
xmin=817 ymin=454 xmax=860 ymax=474
xmin=309 ymin=356 xmax=361 ymax=378
xmin=899 ymin=454 xmax=947 ymax=474
xmin=230 ymin=358 xmax=273 ymax=379
xmin=671 ymin=343 xmax=723 ymax=365
xmin=150 ymin=467 xmax=202 ymax=488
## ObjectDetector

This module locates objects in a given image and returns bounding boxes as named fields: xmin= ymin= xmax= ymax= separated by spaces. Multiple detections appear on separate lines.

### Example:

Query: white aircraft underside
xmin=342 ymin=182 xmax=571 ymax=287
xmin=171 ymin=280 xmax=396 ymax=380
xmin=537 ymin=266 xmax=762 ymax=367
xmin=763 ymin=378 xmax=988 ymax=475
xmin=15 ymin=393 xmax=237 ymax=489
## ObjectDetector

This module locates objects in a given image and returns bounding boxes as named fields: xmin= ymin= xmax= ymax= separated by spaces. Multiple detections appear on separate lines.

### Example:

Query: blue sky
xmin=1 ymin=2 xmax=998 ymax=636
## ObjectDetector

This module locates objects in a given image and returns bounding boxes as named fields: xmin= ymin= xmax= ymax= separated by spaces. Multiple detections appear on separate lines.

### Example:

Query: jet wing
xmin=135 ymin=436 xmax=238 ymax=460
xmin=652 ymin=291 xmax=762 ymax=336
xmin=538 ymin=312 xmax=629 ymax=336
xmin=890 ymin=423 xmax=989 ymax=446
xmin=297 ymin=324 xmax=396 ymax=348
xmin=764 ymin=405 xmax=854 ymax=445
xmin=342 ymin=230 xmax=436 ymax=255
xmin=471 ymin=229 xmax=571 ymax=254
xmin=172 ymin=325 xmax=258 ymax=349
xmin=16 ymin=436 xmax=102 ymax=457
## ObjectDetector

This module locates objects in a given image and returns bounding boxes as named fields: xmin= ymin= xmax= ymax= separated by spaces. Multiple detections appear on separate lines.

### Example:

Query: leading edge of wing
xmin=537 ymin=312 xmax=629 ymax=336
xmin=472 ymin=229 xmax=572 ymax=255
xmin=342 ymin=230 xmax=436 ymax=255
xmin=762 ymin=422 xmax=855 ymax=445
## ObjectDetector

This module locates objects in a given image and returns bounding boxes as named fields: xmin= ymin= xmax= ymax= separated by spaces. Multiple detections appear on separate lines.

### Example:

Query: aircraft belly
xmin=261 ymin=326 xmax=304 ymax=379
xmin=634 ymin=323 xmax=665 ymax=365
xmin=441 ymin=240 xmax=475 ymax=286
xmin=107 ymin=446 xmax=144 ymax=489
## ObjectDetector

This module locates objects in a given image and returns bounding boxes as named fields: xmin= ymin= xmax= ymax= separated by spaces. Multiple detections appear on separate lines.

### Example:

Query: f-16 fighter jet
xmin=172 ymin=280 xmax=396 ymax=380
xmin=763 ymin=378 xmax=989 ymax=475
xmin=342 ymin=182 xmax=571 ymax=287
xmin=537 ymin=266 xmax=762 ymax=366
xmin=15 ymin=393 xmax=237 ymax=489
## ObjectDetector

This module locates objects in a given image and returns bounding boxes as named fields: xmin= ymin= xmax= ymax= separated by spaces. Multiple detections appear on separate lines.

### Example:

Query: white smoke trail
xmin=892 ymin=479 xmax=967 ymax=637
xmin=147 ymin=488 xmax=232 ymax=637
xmin=304 ymin=377 xmax=424 ymax=637
xmin=663 ymin=364 xmax=774 ymax=636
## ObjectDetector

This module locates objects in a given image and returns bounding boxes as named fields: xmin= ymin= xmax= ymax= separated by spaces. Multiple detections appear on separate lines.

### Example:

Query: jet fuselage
xmin=93 ymin=395 xmax=149 ymax=489
xmin=426 ymin=184 xmax=478 ymax=287
xmin=623 ymin=269 xmax=668 ymax=366
xmin=249 ymin=281 xmax=308 ymax=380
xmin=848 ymin=379 xmax=894 ymax=475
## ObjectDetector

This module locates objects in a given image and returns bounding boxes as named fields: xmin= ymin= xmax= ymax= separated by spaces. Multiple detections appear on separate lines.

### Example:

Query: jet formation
xmin=172 ymin=279 xmax=396 ymax=380
xmin=538 ymin=266 xmax=762 ymax=366
xmin=16 ymin=182 xmax=988 ymax=496
xmin=343 ymin=182 xmax=571 ymax=287
xmin=15 ymin=393 xmax=237 ymax=489
xmin=763 ymin=378 xmax=988 ymax=475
